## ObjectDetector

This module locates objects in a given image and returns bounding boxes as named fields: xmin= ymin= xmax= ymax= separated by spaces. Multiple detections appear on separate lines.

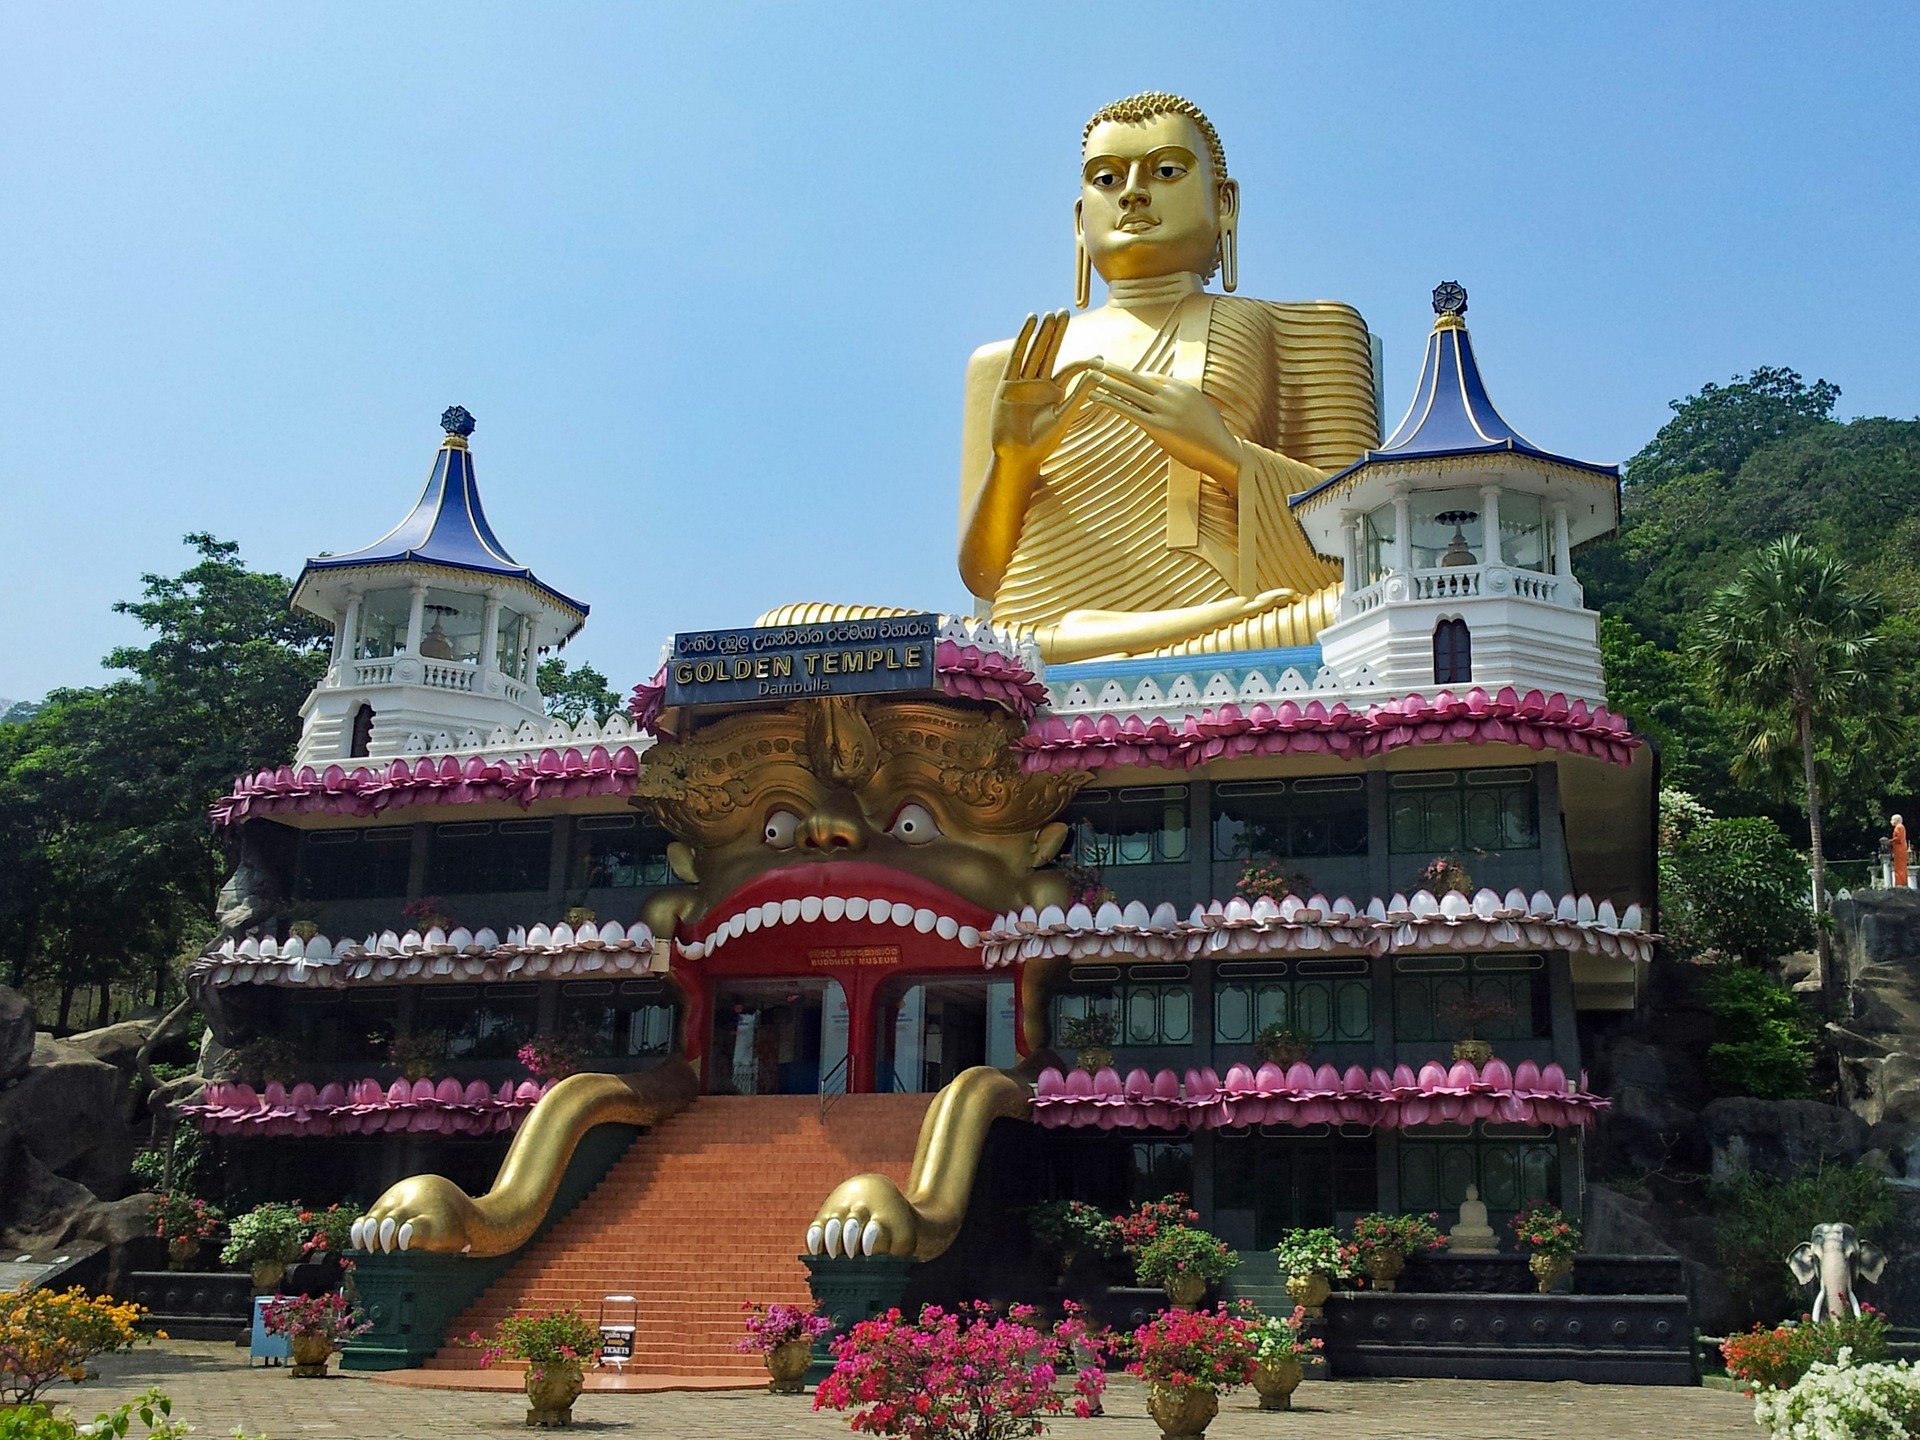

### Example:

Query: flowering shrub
xmin=1056 ymin=1012 xmax=1118 ymax=1052
xmin=1028 ymin=1200 xmax=1119 ymax=1259
xmin=1238 ymin=857 xmax=1308 ymax=903
xmin=737 ymin=1301 xmax=834 ymax=1355
xmin=1439 ymin=992 xmax=1518 ymax=1040
xmin=1245 ymin=1305 xmax=1320 ymax=1366
xmin=1113 ymin=1194 xmax=1202 ymax=1258
xmin=1350 ymin=1212 xmax=1447 ymax=1261
xmin=813 ymin=1302 xmax=1105 ymax=1439
xmin=1416 ymin=856 xmax=1474 ymax=896
xmin=1512 ymin=1206 xmax=1580 ymax=1260
xmin=518 ymin=1032 xmax=583 ymax=1082
xmin=298 ymin=1203 xmax=361 ymax=1258
xmin=1255 ymin=1022 xmax=1311 ymax=1062
xmin=467 ymin=1307 xmax=599 ymax=1385
xmin=401 ymin=895 xmax=452 ymax=928
xmin=0 ymin=1285 xmax=150 ymax=1405
xmin=1723 ymin=1311 xmax=1892 ymax=1393
xmin=1273 ymin=1226 xmax=1354 ymax=1279
xmin=1126 ymin=1306 xmax=1256 ymax=1392
xmin=0 ymin=1387 xmax=260 ymax=1440
xmin=380 ymin=1029 xmax=446 ymax=1081
xmin=220 ymin=1202 xmax=307 ymax=1268
xmin=262 ymin=1292 xmax=370 ymax=1348
xmin=153 ymin=1194 xmax=222 ymax=1246
xmin=1134 ymin=1226 xmax=1240 ymax=1291
xmin=1753 ymin=1353 xmax=1920 ymax=1439
xmin=1054 ymin=862 xmax=1114 ymax=909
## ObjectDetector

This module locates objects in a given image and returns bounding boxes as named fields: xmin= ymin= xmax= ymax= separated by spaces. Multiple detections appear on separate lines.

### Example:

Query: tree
xmin=1626 ymin=366 xmax=1840 ymax=490
xmin=1690 ymin=537 xmax=1901 ymax=974
xmin=536 ymin=658 xmax=622 ymax=725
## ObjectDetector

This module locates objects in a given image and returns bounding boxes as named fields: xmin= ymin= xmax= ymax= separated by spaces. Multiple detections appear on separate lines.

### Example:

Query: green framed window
xmin=1388 ymin=767 xmax=1537 ymax=855
xmin=1213 ymin=777 xmax=1367 ymax=860
xmin=425 ymin=819 xmax=554 ymax=894
xmin=1053 ymin=965 xmax=1193 ymax=1046
xmin=294 ymin=826 xmax=414 ymax=901
xmin=1213 ymin=960 xmax=1373 ymax=1044
xmin=1393 ymin=954 xmax=1549 ymax=1042
xmin=1398 ymin=1123 xmax=1559 ymax=1214
xmin=558 ymin=979 xmax=675 ymax=1058
xmin=415 ymin=982 xmax=540 ymax=1061
xmin=1062 ymin=786 xmax=1190 ymax=867
xmin=568 ymin=814 xmax=675 ymax=889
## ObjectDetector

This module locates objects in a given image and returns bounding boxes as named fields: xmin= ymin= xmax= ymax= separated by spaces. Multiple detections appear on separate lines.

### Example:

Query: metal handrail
xmin=818 ymin=1053 xmax=849 ymax=1121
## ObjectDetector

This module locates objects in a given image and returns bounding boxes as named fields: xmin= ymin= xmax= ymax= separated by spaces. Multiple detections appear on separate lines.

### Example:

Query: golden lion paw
xmin=352 ymin=1174 xmax=484 ymax=1255
xmin=805 ymin=1175 xmax=919 ymax=1259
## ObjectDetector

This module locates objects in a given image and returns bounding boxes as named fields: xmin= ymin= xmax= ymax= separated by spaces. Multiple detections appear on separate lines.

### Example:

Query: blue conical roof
xmin=1295 ymin=285 xmax=1617 ymax=504
xmin=295 ymin=407 xmax=587 ymax=625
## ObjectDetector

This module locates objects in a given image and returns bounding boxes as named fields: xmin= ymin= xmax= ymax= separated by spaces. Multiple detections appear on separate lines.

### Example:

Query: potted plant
xmin=1441 ymin=992 xmax=1518 ymax=1065
xmin=1126 ymin=1305 xmax=1256 ymax=1440
xmin=1057 ymin=1011 xmax=1119 ymax=1072
xmin=1134 ymin=1225 xmax=1240 ymax=1309
xmin=1237 ymin=856 xmax=1305 ymax=903
xmin=467 ymin=1307 xmax=599 ymax=1427
xmin=154 ymin=1193 xmax=223 ymax=1270
xmin=1113 ymin=1193 xmax=1202 ymax=1270
xmin=737 ymin=1301 xmax=834 ymax=1393
xmin=564 ymin=905 xmax=597 ymax=928
xmin=518 ymin=1032 xmax=584 ymax=1082
xmin=1348 ymin=1212 xmax=1446 ymax=1291
xmin=286 ymin=910 xmax=320 ymax=942
xmin=1513 ymin=1206 xmax=1580 ymax=1292
xmin=1272 ymin=1226 xmax=1352 ymax=1316
xmin=1245 ymin=1304 xmax=1320 ymax=1410
xmin=222 ymin=1202 xmax=308 ymax=1292
xmin=401 ymin=894 xmax=453 ymax=933
xmin=262 ymin=1292 xmax=370 ymax=1378
xmin=1028 ymin=1199 xmax=1118 ymax=1281
xmin=814 ymin=1301 xmax=1105 ymax=1437
xmin=381 ymin=1028 xmax=446 ymax=1081
xmin=1416 ymin=855 xmax=1474 ymax=897
xmin=1054 ymin=860 xmax=1114 ymax=909
xmin=224 ymin=1037 xmax=299 ymax=1087
xmin=1255 ymin=1021 xmax=1311 ymax=1067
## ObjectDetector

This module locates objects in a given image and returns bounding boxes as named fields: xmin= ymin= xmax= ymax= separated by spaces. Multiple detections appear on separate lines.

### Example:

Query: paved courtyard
xmin=42 ymin=1341 xmax=1762 ymax=1439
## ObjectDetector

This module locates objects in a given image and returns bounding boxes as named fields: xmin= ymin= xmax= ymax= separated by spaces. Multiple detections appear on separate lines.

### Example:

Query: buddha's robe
xmin=966 ymin=296 xmax=1377 ymax=652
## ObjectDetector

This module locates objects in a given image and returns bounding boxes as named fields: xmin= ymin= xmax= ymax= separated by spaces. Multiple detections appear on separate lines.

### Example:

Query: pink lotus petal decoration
xmin=184 ymin=1074 xmax=553 ymax=1137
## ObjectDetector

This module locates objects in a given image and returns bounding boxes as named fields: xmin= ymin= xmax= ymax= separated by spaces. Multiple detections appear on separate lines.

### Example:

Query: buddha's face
xmin=1080 ymin=112 xmax=1234 ymax=283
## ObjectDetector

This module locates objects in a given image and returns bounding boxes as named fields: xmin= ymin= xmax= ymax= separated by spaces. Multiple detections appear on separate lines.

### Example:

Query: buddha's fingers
xmin=1092 ymin=363 xmax=1166 ymax=396
xmin=1034 ymin=308 xmax=1073 ymax=378
xmin=1004 ymin=314 xmax=1040 ymax=382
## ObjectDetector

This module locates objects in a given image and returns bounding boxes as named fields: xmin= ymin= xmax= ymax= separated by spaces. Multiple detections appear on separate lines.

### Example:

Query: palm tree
xmin=1691 ymin=536 xmax=1899 ymax=982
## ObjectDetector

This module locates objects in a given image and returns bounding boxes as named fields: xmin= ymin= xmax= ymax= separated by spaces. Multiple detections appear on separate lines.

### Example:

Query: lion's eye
xmin=887 ymin=803 xmax=941 ymax=846
xmin=763 ymin=809 xmax=800 ymax=849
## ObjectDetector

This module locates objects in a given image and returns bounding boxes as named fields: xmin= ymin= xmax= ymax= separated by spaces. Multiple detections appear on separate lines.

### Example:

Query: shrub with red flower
xmin=1511 ymin=1205 xmax=1579 ymax=1260
xmin=298 ymin=1203 xmax=361 ymax=1258
xmin=518 ymin=1032 xmax=583 ymax=1082
xmin=737 ymin=1300 xmax=834 ymax=1355
xmin=1720 ymin=1308 xmax=1890 ymax=1394
xmin=1125 ymin=1305 xmax=1257 ymax=1393
xmin=262 ymin=1292 xmax=370 ymax=1346
xmin=812 ymin=1302 xmax=1105 ymax=1439
xmin=1113 ymin=1193 xmax=1202 ymax=1258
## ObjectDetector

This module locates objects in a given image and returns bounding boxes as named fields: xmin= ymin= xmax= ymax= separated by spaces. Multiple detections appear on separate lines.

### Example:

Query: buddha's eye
xmin=1156 ymin=161 xmax=1187 ymax=180
xmin=763 ymin=809 xmax=800 ymax=850
xmin=1089 ymin=168 xmax=1121 ymax=189
xmin=887 ymin=803 xmax=941 ymax=846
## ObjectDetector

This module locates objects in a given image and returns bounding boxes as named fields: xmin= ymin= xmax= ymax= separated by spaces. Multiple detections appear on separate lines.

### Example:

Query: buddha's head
xmin=1079 ymin=91 xmax=1238 ymax=291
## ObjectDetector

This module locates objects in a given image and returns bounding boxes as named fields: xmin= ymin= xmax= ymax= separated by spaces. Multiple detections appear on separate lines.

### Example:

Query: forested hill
xmin=1574 ymin=368 xmax=1920 ymax=860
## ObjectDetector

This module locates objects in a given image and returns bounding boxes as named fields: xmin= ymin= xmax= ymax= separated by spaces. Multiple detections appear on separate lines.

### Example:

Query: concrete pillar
xmin=340 ymin=593 xmax=363 ymax=667
xmin=1392 ymin=490 xmax=1412 ymax=573
xmin=1480 ymin=485 xmax=1503 ymax=566
xmin=479 ymin=592 xmax=502 ymax=679
xmin=404 ymin=583 xmax=429 ymax=655
xmin=1552 ymin=502 xmax=1573 ymax=580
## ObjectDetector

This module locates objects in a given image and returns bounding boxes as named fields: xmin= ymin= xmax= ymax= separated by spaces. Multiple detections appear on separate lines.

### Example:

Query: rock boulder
xmin=0 ymin=1034 xmax=136 ymax=1198
xmin=1702 ymin=1097 xmax=1870 ymax=1183
xmin=0 ymin=987 xmax=33 ymax=1084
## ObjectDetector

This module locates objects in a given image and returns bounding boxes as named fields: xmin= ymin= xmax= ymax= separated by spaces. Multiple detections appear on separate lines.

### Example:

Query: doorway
xmin=878 ymin=977 xmax=1017 ymax=1093
xmin=709 ymin=978 xmax=847 ymax=1095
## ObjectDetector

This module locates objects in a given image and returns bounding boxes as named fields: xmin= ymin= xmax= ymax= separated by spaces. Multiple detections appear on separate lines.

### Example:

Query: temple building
xmin=186 ymin=91 xmax=1665 ymax=1383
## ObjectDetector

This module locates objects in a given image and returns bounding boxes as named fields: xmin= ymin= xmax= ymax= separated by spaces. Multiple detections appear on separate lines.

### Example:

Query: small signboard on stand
xmin=597 ymin=1294 xmax=638 ymax=1371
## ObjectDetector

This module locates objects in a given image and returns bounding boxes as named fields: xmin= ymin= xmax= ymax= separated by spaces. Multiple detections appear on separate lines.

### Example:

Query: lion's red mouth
xmin=676 ymin=861 xmax=996 ymax=962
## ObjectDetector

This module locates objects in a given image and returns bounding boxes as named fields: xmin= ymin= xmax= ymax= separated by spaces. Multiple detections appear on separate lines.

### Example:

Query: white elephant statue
xmin=1787 ymin=1222 xmax=1887 ymax=1320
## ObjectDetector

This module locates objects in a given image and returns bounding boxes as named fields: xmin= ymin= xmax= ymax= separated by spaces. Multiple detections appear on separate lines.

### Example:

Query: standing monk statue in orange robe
xmin=1894 ymin=813 xmax=1909 ymax=889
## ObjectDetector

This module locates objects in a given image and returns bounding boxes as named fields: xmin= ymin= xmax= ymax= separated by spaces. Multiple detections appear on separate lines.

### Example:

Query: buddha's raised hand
xmin=1089 ymin=361 xmax=1242 ymax=485
xmin=990 ymin=310 xmax=1101 ymax=475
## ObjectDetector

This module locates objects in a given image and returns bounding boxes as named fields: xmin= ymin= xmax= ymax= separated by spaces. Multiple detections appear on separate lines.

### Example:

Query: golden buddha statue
xmin=959 ymin=91 xmax=1377 ymax=662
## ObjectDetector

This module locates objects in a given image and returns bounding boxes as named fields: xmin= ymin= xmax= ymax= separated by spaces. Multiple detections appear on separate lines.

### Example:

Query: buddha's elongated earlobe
xmin=1217 ymin=179 xmax=1241 ymax=293
xmin=1074 ymin=200 xmax=1091 ymax=310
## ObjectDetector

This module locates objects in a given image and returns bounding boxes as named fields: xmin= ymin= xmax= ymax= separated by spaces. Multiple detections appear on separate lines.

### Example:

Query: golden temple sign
xmin=664 ymin=615 xmax=937 ymax=706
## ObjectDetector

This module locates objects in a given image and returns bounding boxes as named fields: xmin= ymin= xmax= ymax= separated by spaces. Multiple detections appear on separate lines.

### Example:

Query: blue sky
xmin=3 ymin=4 xmax=1917 ymax=700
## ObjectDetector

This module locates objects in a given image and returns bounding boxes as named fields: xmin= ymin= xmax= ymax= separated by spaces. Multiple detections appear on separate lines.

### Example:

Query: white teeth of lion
xmin=379 ymin=1217 xmax=397 ymax=1252
xmin=871 ymin=899 xmax=896 ymax=926
xmin=681 ymin=939 xmax=706 ymax=961
xmin=862 ymin=1219 xmax=882 ymax=1256
xmin=707 ymin=926 xmax=728 ymax=952
xmin=958 ymin=926 xmax=981 ymax=948
xmin=799 ymin=895 xmax=823 ymax=924
xmin=935 ymin=914 xmax=959 ymax=940
xmin=806 ymin=1224 xmax=824 ymax=1256
xmin=727 ymin=911 xmax=749 ymax=938
xmin=780 ymin=898 xmax=803 ymax=925
xmin=887 ymin=901 xmax=913 ymax=927
xmin=743 ymin=907 xmax=763 ymax=934
xmin=759 ymin=901 xmax=783 ymax=928
xmin=824 ymin=1217 xmax=844 ymax=1257
xmin=822 ymin=896 xmax=846 ymax=922
xmin=349 ymin=1219 xmax=366 ymax=1250
xmin=912 ymin=908 xmax=938 ymax=934
xmin=845 ymin=897 xmax=869 ymax=921
xmin=398 ymin=1222 xmax=414 ymax=1251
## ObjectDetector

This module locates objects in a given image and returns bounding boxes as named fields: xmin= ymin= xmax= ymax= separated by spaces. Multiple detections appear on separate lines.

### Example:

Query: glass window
xmin=416 ymin=983 xmax=539 ymax=1061
xmin=1499 ymin=492 xmax=1550 ymax=572
xmin=1063 ymin=787 xmax=1190 ymax=868
xmin=1213 ymin=778 xmax=1367 ymax=861
xmin=418 ymin=587 xmax=486 ymax=666
xmin=294 ymin=826 xmax=414 ymax=901
xmin=558 ymin=980 xmax=675 ymax=1059
xmin=568 ymin=815 xmax=675 ymax=889
xmin=1393 ymin=955 xmax=1550 ymax=1042
xmin=1053 ymin=970 xmax=1193 ymax=1047
xmin=1400 ymin=1124 xmax=1559 ymax=1216
xmin=1362 ymin=504 xmax=1396 ymax=584
xmin=1408 ymin=489 xmax=1485 ymax=569
xmin=495 ymin=606 xmax=528 ymax=681
xmin=426 ymin=819 xmax=554 ymax=894
xmin=1388 ymin=769 xmax=1536 ymax=854
xmin=283 ymin=993 xmax=395 ymax=1064
xmin=1214 ymin=1133 xmax=1378 ymax=1247
xmin=1433 ymin=618 xmax=1472 ymax=686
xmin=1213 ymin=962 xmax=1374 ymax=1044
xmin=357 ymin=588 xmax=412 ymax=660
xmin=1130 ymin=1142 xmax=1193 ymax=1202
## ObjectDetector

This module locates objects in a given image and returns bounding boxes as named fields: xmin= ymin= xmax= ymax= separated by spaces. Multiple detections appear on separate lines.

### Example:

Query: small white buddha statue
xmin=1449 ymin=1185 xmax=1499 ymax=1254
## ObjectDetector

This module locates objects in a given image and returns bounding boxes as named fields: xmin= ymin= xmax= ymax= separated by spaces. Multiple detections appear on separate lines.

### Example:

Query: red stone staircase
xmin=425 ymin=1093 xmax=930 ymax=1377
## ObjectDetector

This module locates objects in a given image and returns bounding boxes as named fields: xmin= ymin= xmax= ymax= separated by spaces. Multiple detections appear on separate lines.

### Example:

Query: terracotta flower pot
xmin=1365 ymin=1249 xmax=1405 ymax=1292
xmin=166 ymin=1237 xmax=200 ymax=1271
xmin=764 ymin=1338 xmax=812 ymax=1394
xmin=1530 ymin=1252 xmax=1573 ymax=1294
xmin=1285 ymin=1270 xmax=1331 ymax=1316
xmin=250 ymin=1259 xmax=287 ymax=1293
xmin=1252 ymin=1357 xmax=1304 ymax=1410
xmin=1258 ymin=1042 xmax=1309 ymax=1068
xmin=289 ymin=1332 xmax=334 ymax=1378
xmin=525 ymin=1361 xmax=584 ymax=1427
xmin=1163 ymin=1272 xmax=1207 ymax=1308
xmin=1452 ymin=1038 xmax=1494 ymax=1065
xmin=1146 ymin=1382 xmax=1219 ymax=1440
